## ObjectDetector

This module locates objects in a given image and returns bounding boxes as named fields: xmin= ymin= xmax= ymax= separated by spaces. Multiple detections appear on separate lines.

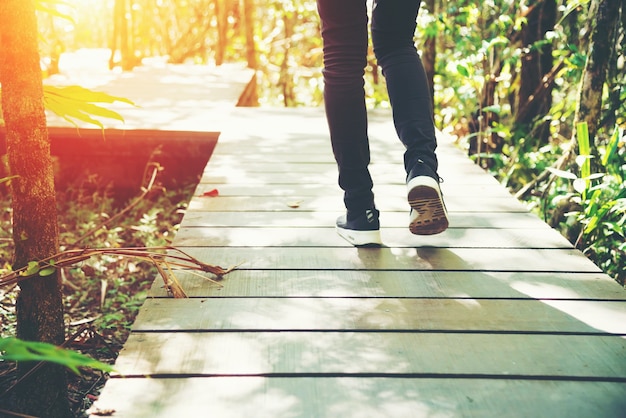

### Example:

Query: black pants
xmin=317 ymin=0 xmax=438 ymax=212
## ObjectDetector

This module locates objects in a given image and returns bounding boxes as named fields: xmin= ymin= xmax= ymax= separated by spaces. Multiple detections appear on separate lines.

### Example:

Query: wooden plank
xmin=203 ymin=160 xmax=482 ymax=176
xmin=174 ymin=247 xmax=603 ymax=273
xmin=112 ymin=332 xmax=626 ymax=378
xmin=132 ymin=298 xmax=626 ymax=334
xmin=173 ymin=226 xmax=572 ymax=249
xmin=200 ymin=167 xmax=502 ymax=187
xmin=207 ymin=145 xmax=472 ymax=162
xmin=186 ymin=195 xmax=528 ymax=213
xmin=148 ymin=270 xmax=626 ymax=300
xmin=179 ymin=211 xmax=548 ymax=229
xmin=92 ymin=377 xmax=626 ymax=418
xmin=194 ymin=182 xmax=515 ymax=198
xmin=93 ymin=376 xmax=626 ymax=418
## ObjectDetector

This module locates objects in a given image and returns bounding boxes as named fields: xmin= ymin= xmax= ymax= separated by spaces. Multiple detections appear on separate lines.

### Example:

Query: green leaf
xmin=0 ymin=337 xmax=114 ymax=374
xmin=39 ymin=266 xmax=57 ymax=277
xmin=456 ymin=64 xmax=470 ymax=78
xmin=576 ymin=122 xmax=591 ymax=200
xmin=43 ymin=85 xmax=134 ymax=129
xmin=482 ymin=104 xmax=501 ymax=115
xmin=573 ymin=178 xmax=587 ymax=194
xmin=20 ymin=261 xmax=40 ymax=277
xmin=602 ymin=126 xmax=622 ymax=167
xmin=547 ymin=167 xmax=578 ymax=180
xmin=44 ymin=85 xmax=134 ymax=106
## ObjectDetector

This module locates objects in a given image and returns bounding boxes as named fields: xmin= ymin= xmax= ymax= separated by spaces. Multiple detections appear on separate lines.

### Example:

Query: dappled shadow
xmin=94 ymin=375 xmax=626 ymax=418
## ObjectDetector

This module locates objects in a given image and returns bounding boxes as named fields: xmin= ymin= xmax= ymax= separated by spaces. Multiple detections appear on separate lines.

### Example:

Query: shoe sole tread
xmin=407 ymin=177 xmax=449 ymax=235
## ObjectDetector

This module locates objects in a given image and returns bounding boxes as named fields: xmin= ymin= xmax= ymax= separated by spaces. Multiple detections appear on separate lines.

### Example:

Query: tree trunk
xmin=467 ymin=2 xmax=504 ymax=167
xmin=602 ymin=0 xmax=625 ymax=129
xmin=0 ymin=1 xmax=69 ymax=416
xmin=242 ymin=0 xmax=258 ymax=69
xmin=215 ymin=0 xmax=228 ymax=65
xmin=573 ymin=0 xmax=620 ymax=155
xmin=516 ymin=0 xmax=557 ymax=143
xmin=279 ymin=11 xmax=296 ymax=107
xmin=110 ymin=0 xmax=134 ymax=70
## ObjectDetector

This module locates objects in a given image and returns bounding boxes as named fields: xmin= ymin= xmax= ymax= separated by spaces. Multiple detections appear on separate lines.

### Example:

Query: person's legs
xmin=372 ymin=0 xmax=449 ymax=235
xmin=317 ymin=0 xmax=373 ymax=214
xmin=371 ymin=0 xmax=437 ymax=174
xmin=317 ymin=0 xmax=381 ymax=246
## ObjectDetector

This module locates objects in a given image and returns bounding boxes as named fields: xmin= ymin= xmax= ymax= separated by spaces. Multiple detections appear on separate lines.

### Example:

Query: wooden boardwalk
xmin=91 ymin=107 xmax=626 ymax=417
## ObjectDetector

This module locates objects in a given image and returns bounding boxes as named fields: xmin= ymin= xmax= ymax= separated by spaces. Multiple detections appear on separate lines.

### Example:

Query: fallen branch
xmin=0 ymin=246 xmax=240 ymax=298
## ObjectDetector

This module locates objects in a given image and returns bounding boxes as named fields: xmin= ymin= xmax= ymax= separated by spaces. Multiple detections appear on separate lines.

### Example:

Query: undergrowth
xmin=0 ymin=170 xmax=194 ymax=415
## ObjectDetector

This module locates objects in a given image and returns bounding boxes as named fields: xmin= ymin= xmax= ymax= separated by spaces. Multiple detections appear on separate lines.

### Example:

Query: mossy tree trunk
xmin=516 ymin=0 xmax=557 ymax=144
xmin=573 ymin=0 xmax=621 ymax=157
xmin=0 ymin=1 xmax=69 ymax=416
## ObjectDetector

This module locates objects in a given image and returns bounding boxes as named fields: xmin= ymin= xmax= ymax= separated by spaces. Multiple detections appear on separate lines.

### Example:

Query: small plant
xmin=0 ymin=337 xmax=113 ymax=374
xmin=546 ymin=123 xmax=625 ymax=285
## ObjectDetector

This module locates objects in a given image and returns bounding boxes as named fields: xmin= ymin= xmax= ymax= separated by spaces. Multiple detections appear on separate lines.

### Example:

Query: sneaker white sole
xmin=336 ymin=226 xmax=382 ymax=247
xmin=407 ymin=175 xmax=449 ymax=235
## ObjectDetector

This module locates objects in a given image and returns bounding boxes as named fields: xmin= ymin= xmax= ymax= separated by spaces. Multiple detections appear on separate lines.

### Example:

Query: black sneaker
xmin=407 ymin=161 xmax=449 ymax=235
xmin=336 ymin=208 xmax=382 ymax=247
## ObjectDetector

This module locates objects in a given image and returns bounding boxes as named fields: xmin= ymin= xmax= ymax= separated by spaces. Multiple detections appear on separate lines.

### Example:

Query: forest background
xmin=0 ymin=0 xmax=624 ymax=416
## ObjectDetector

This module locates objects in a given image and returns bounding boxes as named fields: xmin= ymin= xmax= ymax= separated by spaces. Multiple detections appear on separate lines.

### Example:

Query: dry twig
xmin=0 ymin=246 xmax=239 ymax=298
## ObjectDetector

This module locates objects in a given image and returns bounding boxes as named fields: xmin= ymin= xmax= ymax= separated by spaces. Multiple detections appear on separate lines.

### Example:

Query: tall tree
xmin=573 ymin=0 xmax=621 ymax=156
xmin=242 ymin=0 xmax=258 ymax=69
xmin=214 ymin=0 xmax=229 ymax=65
xmin=0 ymin=0 xmax=70 ymax=416
xmin=109 ymin=0 xmax=133 ymax=70
xmin=516 ymin=0 xmax=557 ymax=143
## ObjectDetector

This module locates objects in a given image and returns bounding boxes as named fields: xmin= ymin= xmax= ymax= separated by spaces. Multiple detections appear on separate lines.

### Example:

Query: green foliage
xmin=43 ymin=85 xmax=134 ymax=129
xmin=0 ymin=337 xmax=113 ymax=374
xmin=574 ymin=125 xmax=625 ymax=284
xmin=419 ymin=0 xmax=624 ymax=285
xmin=58 ymin=181 xmax=191 ymax=341
xmin=545 ymin=124 xmax=625 ymax=284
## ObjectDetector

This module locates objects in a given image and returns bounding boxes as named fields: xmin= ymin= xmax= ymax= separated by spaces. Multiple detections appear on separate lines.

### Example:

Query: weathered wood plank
xmin=148 ymin=270 xmax=626 ymax=300
xmin=90 ymin=377 xmax=626 ymax=418
xmin=173 ymin=226 xmax=572 ymax=249
xmin=186 ymin=195 xmax=528 ymax=213
xmin=132 ymin=298 xmax=626 ymax=334
xmin=200 ymin=167 xmax=502 ymax=186
xmin=112 ymin=332 xmax=626 ymax=378
xmin=206 ymin=145 xmax=472 ymax=163
xmin=174 ymin=247 xmax=603 ymax=272
xmin=203 ymin=160 xmax=483 ymax=176
xmin=194 ymin=182 xmax=515 ymax=198
xmin=179 ymin=210 xmax=548 ymax=229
